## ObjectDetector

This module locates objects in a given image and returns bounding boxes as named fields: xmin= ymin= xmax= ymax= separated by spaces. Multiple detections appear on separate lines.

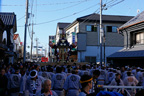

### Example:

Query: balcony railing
xmin=97 ymin=85 xmax=143 ymax=96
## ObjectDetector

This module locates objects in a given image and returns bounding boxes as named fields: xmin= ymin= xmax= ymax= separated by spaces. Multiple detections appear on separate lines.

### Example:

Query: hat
xmin=30 ymin=70 xmax=37 ymax=78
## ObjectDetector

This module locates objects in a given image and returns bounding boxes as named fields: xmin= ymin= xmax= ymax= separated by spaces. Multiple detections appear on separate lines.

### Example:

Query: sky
xmin=1 ymin=0 xmax=144 ymax=55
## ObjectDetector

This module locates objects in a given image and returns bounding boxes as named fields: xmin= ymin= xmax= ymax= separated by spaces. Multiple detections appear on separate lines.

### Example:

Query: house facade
xmin=65 ymin=13 xmax=133 ymax=63
xmin=107 ymin=11 xmax=144 ymax=67
xmin=55 ymin=22 xmax=70 ymax=44
xmin=0 ymin=12 xmax=17 ymax=64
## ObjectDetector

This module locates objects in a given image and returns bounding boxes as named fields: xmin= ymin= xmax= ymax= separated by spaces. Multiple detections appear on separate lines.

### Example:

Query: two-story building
xmin=56 ymin=22 xmax=70 ymax=44
xmin=0 ymin=12 xmax=17 ymax=64
xmin=65 ymin=13 xmax=133 ymax=63
xmin=107 ymin=11 xmax=144 ymax=67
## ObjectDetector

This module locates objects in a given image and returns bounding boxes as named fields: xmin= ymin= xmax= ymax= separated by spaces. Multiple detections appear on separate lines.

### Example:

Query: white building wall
xmin=66 ymin=22 xmax=79 ymax=44
xmin=78 ymin=46 xmax=123 ymax=62
xmin=65 ymin=20 xmax=125 ymax=63
xmin=56 ymin=26 xmax=60 ymax=44
xmin=2 ymin=30 xmax=7 ymax=44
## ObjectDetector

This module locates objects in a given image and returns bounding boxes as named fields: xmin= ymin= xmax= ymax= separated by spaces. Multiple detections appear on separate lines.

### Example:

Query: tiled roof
xmin=0 ymin=12 xmax=16 ymax=26
xmin=57 ymin=22 xmax=71 ymax=29
xmin=76 ymin=13 xmax=133 ymax=23
xmin=108 ymin=45 xmax=144 ymax=58
xmin=13 ymin=34 xmax=19 ymax=40
xmin=108 ymin=50 xmax=144 ymax=58
xmin=119 ymin=11 xmax=144 ymax=30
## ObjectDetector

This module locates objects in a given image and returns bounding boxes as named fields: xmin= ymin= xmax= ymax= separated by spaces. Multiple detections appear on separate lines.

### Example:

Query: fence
xmin=97 ymin=85 xmax=144 ymax=96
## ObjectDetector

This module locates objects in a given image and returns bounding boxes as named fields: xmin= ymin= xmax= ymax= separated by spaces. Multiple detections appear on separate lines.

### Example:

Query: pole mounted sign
xmin=72 ymin=32 xmax=76 ymax=44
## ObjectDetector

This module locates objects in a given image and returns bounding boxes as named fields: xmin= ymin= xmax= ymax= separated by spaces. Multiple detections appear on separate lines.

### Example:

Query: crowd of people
xmin=0 ymin=62 xmax=144 ymax=96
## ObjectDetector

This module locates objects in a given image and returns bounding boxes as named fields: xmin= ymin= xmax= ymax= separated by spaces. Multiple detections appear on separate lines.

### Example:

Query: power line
xmin=66 ymin=1 xmax=121 ymax=32
xmin=39 ymin=2 xmax=84 ymax=12
xmin=18 ymin=3 xmax=97 ymax=27
xmin=63 ymin=0 xmax=122 ymax=33
xmin=78 ymin=0 xmax=125 ymax=32
xmin=36 ymin=4 xmax=97 ymax=25
xmin=106 ymin=0 xmax=119 ymax=5
xmin=17 ymin=15 xmax=25 ymax=21
xmin=17 ymin=25 xmax=25 ymax=27
xmin=17 ymin=0 xmax=124 ymax=27
xmin=2 ymin=0 xmax=93 ymax=6
xmin=106 ymin=0 xmax=125 ymax=9
xmin=66 ymin=9 xmax=100 ymax=33
xmin=79 ymin=8 xmax=100 ymax=25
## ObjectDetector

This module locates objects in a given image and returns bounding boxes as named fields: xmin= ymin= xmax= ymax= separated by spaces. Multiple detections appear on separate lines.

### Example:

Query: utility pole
xmin=30 ymin=23 xmax=34 ymax=60
xmin=23 ymin=0 xmax=29 ymax=63
xmin=100 ymin=0 xmax=103 ymax=67
xmin=35 ymin=38 xmax=38 ymax=58
xmin=103 ymin=32 xmax=106 ymax=66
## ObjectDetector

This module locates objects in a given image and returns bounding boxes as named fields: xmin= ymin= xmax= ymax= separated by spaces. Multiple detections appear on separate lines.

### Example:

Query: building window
xmin=66 ymin=31 xmax=69 ymax=35
xmin=86 ymin=25 xmax=97 ymax=32
xmin=59 ymin=30 xmax=62 ymax=34
xmin=107 ymin=26 xmax=117 ymax=32
xmin=136 ymin=32 xmax=144 ymax=44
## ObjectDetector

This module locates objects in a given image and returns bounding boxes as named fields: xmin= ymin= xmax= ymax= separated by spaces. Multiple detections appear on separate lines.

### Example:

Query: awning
xmin=108 ymin=50 xmax=144 ymax=58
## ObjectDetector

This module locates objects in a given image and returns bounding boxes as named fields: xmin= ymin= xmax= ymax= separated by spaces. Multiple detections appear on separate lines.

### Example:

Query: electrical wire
xmin=77 ymin=0 xmax=125 ymax=32
xmin=17 ymin=0 xmax=124 ymax=28
xmin=39 ymin=2 xmax=84 ymax=12
xmin=17 ymin=1 xmax=96 ymax=27
xmin=33 ymin=4 xmax=97 ymax=26
xmin=106 ymin=0 xmax=119 ymax=5
xmin=17 ymin=15 xmax=25 ymax=21
xmin=63 ymin=0 xmax=122 ymax=33
xmin=105 ymin=0 xmax=125 ymax=9
xmin=1 ymin=0 xmax=93 ymax=6
xmin=34 ymin=0 xmax=120 ymax=26
xmin=17 ymin=25 xmax=25 ymax=27
xmin=65 ymin=9 xmax=100 ymax=33
xmin=79 ymin=0 xmax=125 ymax=28
xmin=79 ymin=8 xmax=100 ymax=25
